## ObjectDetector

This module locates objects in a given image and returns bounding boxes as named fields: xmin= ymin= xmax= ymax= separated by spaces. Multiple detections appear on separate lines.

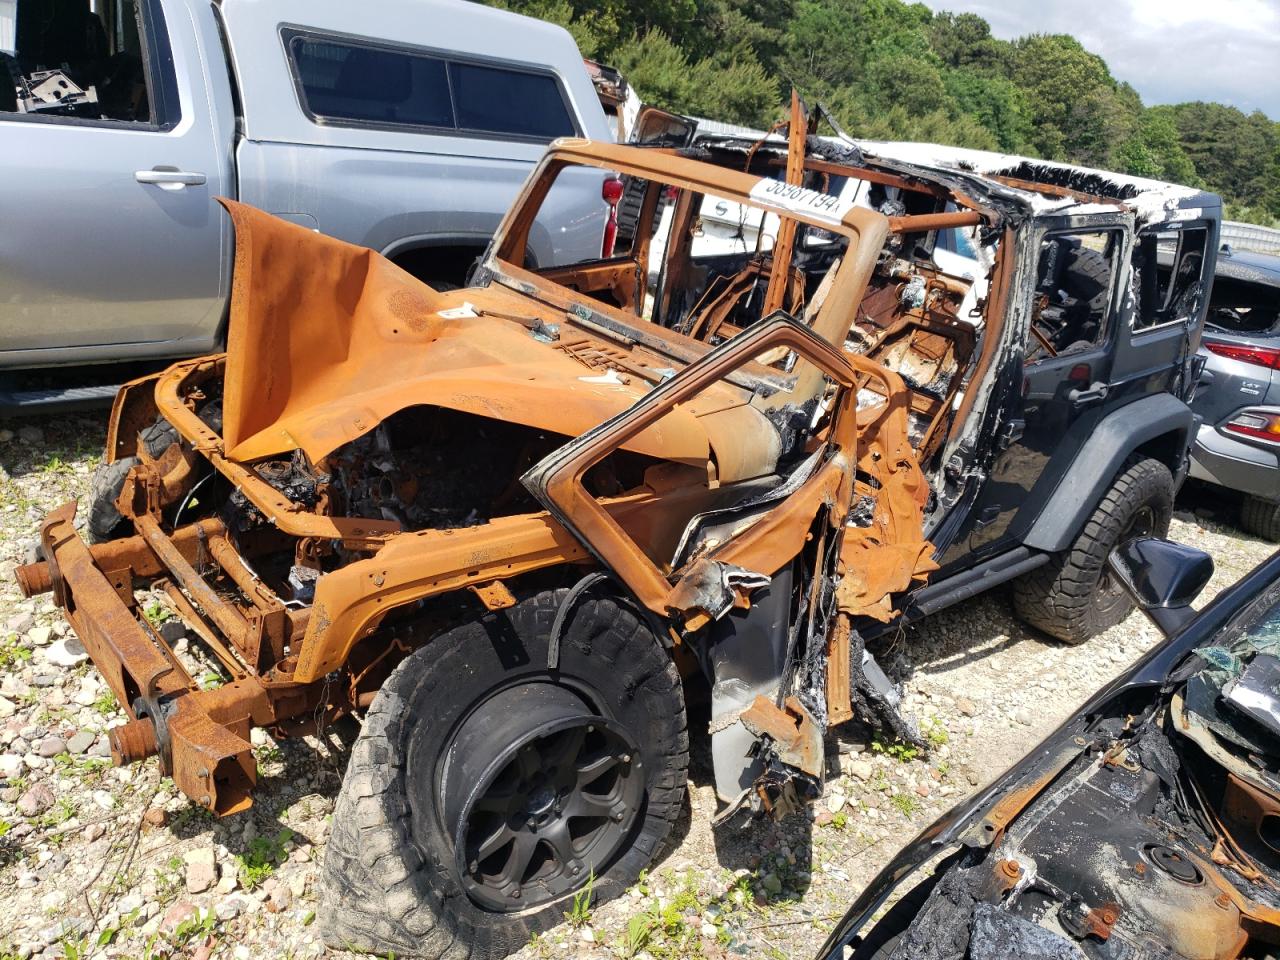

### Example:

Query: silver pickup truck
xmin=0 ymin=0 xmax=612 ymax=407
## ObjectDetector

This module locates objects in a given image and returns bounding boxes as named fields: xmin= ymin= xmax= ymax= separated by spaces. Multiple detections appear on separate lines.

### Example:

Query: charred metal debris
xmin=14 ymin=95 xmax=1210 ymax=823
xmin=844 ymin=579 xmax=1280 ymax=960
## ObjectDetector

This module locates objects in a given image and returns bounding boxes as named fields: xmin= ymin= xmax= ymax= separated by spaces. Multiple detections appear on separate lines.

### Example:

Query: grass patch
xmin=0 ymin=633 xmax=32 ymax=671
xmin=93 ymin=688 xmax=119 ymax=716
xmin=890 ymin=793 xmax=921 ymax=818
xmin=563 ymin=870 xmax=594 ymax=928
xmin=871 ymin=737 xmax=920 ymax=763
xmin=236 ymin=828 xmax=293 ymax=890
xmin=921 ymin=717 xmax=949 ymax=748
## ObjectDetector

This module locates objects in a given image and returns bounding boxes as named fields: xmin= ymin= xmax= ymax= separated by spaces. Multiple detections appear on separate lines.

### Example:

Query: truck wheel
xmin=1013 ymin=457 xmax=1173 ymax=644
xmin=1242 ymin=495 xmax=1280 ymax=542
xmin=85 ymin=457 xmax=140 ymax=544
xmin=319 ymin=589 xmax=689 ymax=959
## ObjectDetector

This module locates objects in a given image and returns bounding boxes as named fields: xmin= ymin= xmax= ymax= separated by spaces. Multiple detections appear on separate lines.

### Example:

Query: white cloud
xmin=920 ymin=0 xmax=1280 ymax=119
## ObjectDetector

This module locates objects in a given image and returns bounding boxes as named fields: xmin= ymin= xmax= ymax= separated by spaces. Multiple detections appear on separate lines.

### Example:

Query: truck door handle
xmin=135 ymin=168 xmax=207 ymax=188
xmin=1067 ymin=381 xmax=1109 ymax=408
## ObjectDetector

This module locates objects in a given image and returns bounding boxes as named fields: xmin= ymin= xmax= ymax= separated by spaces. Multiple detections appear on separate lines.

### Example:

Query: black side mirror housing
xmin=1108 ymin=537 xmax=1215 ymax=637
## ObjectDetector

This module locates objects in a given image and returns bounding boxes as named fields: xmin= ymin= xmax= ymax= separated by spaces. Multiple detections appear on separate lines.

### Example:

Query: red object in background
xmin=1205 ymin=341 xmax=1280 ymax=371
xmin=601 ymin=176 xmax=624 ymax=257
xmin=1223 ymin=410 xmax=1280 ymax=445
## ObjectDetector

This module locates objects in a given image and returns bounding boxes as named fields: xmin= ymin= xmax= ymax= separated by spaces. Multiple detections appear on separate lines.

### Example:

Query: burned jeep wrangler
xmin=16 ymin=108 xmax=1219 ymax=956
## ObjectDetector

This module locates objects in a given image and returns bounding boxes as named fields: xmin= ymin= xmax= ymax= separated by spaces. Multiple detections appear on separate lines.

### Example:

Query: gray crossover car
xmin=1188 ymin=247 xmax=1280 ymax=539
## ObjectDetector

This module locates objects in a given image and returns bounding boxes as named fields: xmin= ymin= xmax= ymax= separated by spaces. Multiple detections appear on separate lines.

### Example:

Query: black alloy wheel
xmin=440 ymin=683 xmax=644 ymax=911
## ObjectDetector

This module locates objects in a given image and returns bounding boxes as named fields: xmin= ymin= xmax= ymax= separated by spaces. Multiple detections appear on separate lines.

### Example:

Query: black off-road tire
xmin=1013 ymin=457 xmax=1174 ymax=644
xmin=84 ymin=456 xmax=139 ymax=544
xmin=1242 ymin=495 xmax=1280 ymax=542
xmin=1062 ymin=245 xmax=1111 ymax=314
xmin=319 ymin=590 xmax=689 ymax=959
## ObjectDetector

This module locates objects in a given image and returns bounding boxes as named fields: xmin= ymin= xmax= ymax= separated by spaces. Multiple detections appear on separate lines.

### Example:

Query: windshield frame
xmin=478 ymin=140 xmax=888 ymax=386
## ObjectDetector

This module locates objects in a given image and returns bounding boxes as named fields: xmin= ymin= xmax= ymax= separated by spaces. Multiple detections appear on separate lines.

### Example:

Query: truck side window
xmin=289 ymin=37 xmax=452 ymax=129
xmin=286 ymin=31 xmax=577 ymax=142
xmin=1132 ymin=227 xmax=1208 ymax=331
xmin=1026 ymin=230 xmax=1118 ymax=364
xmin=1 ymin=0 xmax=154 ymax=123
xmin=450 ymin=61 xmax=574 ymax=140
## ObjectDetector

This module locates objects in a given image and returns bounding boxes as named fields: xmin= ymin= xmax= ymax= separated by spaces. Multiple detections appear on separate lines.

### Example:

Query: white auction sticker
xmin=748 ymin=178 xmax=853 ymax=225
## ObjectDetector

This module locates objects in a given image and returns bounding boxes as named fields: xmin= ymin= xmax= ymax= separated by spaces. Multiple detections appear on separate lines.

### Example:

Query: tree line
xmin=487 ymin=0 xmax=1280 ymax=226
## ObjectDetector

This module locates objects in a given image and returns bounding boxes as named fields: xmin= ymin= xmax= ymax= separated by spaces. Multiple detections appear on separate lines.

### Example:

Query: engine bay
xmin=882 ymin=583 xmax=1280 ymax=960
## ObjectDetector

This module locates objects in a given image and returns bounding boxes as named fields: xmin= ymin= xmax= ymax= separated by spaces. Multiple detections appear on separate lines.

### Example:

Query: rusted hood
xmin=217 ymin=200 xmax=716 ymax=466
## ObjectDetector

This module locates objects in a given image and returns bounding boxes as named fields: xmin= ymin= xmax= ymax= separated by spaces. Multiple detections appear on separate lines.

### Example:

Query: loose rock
xmin=184 ymin=848 xmax=218 ymax=894
xmin=17 ymin=783 xmax=54 ymax=817
xmin=66 ymin=731 xmax=95 ymax=755
xmin=44 ymin=638 xmax=88 ymax=668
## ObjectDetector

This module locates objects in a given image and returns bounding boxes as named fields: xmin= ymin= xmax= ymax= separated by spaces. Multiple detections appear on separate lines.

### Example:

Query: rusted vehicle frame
xmin=21 ymin=113 xmax=1155 ymax=831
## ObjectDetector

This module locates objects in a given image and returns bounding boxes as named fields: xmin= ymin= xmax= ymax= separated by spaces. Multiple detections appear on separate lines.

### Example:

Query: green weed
xmin=236 ymin=828 xmax=294 ymax=890
xmin=891 ymin=793 xmax=921 ymax=817
xmin=871 ymin=737 xmax=920 ymax=763
xmin=564 ymin=870 xmax=594 ymax=928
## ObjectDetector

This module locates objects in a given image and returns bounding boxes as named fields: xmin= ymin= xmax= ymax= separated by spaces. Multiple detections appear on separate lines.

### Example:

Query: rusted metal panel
xmin=762 ymin=90 xmax=808 ymax=316
xmin=739 ymin=695 xmax=823 ymax=778
xmin=39 ymin=502 xmax=187 ymax=714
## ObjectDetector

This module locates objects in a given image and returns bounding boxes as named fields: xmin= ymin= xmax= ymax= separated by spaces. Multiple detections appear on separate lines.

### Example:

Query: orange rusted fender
xmin=216 ymin=199 xmax=712 ymax=468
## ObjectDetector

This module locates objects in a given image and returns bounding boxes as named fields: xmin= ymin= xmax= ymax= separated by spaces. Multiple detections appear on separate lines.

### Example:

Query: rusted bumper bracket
xmin=30 ymin=502 xmax=257 ymax=815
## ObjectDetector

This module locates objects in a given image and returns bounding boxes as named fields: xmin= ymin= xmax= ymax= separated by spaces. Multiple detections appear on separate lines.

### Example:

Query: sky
xmin=919 ymin=0 xmax=1280 ymax=120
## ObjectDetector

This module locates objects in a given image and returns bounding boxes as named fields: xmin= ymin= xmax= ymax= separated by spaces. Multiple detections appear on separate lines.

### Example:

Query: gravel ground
xmin=0 ymin=411 xmax=1274 ymax=960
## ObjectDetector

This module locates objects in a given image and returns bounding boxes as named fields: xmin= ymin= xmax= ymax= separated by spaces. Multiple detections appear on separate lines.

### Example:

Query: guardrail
xmin=1222 ymin=221 xmax=1280 ymax=255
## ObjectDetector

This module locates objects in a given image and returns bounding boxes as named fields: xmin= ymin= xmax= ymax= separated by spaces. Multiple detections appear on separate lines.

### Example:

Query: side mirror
xmin=1108 ymin=537 xmax=1214 ymax=637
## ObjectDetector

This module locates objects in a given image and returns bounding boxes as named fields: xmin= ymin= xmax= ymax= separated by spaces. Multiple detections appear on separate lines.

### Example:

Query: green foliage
xmin=564 ymin=870 xmax=594 ymax=927
xmin=871 ymin=737 xmax=919 ymax=763
xmin=944 ymin=68 xmax=1032 ymax=152
xmin=921 ymin=717 xmax=949 ymax=748
xmin=891 ymin=792 xmax=921 ymax=817
xmin=620 ymin=913 xmax=653 ymax=958
xmin=612 ymin=30 xmax=778 ymax=128
xmin=236 ymin=828 xmax=294 ymax=890
xmin=0 ymin=633 xmax=32 ymax=671
xmin=142 ymin=600 xmax=171 ymax=627
xmin=93 ymin=688 xmax=118 ymax=716
xmin=1118 ymin=107 xmax=1200 ymax=184
xmin=153 ymin=855 xmax=185 ymax=905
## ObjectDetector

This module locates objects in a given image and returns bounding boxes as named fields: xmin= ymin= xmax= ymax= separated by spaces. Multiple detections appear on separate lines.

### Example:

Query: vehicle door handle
xmin=996 ymin=418 xmax=1024 ymax=452
xmin=135 ymin=168 xmax=207 ymax=188
xmin=1067 ymin=381 xmax=1109 ymax=408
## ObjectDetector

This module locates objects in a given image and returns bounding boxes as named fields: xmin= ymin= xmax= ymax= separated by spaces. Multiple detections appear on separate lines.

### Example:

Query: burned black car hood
xmin=818 ymin=547 xmax=1280 ymax=960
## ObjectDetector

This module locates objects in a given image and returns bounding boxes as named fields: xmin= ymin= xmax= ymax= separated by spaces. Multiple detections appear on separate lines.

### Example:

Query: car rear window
xmin=285 ymin=31 xmax=577 ymax=141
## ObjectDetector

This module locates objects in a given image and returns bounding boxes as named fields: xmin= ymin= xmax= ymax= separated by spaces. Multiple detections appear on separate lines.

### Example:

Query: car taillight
xmin=601 ymin=176 xmax=623 ymax=258
xmin=1223 ymin=410 xmax=1280 ymax=444
xmin=1205 ymin=341 xmax=1280 ymax=370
